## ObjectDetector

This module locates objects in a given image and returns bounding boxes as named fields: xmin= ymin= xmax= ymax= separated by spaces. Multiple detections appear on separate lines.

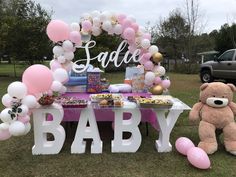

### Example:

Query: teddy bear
xmin=189 ymin=82 xmax=236 ymax=155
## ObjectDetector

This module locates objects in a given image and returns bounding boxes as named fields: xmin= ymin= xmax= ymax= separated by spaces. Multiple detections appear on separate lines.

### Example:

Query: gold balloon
xmin=152 ymin=52 xmax=163 ymax=63
xmin=150 ymin=85 xmax=164 ymax=95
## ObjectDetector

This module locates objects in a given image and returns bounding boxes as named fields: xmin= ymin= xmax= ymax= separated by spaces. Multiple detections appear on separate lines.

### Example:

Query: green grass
xmin=0 ymin=72 xmax=236 ymax=177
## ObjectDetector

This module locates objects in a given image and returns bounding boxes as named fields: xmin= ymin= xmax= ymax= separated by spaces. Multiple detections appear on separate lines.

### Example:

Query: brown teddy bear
xmin=189 ymin=82 xmax=236 ymax=155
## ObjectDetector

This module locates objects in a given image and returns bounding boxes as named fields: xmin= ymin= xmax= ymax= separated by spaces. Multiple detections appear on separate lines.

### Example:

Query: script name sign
xmin=72 ymin=40 xmax=141 ymax=73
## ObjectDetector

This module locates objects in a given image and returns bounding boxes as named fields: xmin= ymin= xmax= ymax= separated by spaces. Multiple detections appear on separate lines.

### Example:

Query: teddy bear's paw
xmin=198 ymin=141 xmax=217 ymax=154
xmin=229 ymin=151 xmax=236 ymax=155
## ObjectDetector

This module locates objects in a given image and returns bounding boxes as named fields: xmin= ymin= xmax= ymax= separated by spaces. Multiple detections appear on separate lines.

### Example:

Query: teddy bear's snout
xmin=214 ymin=100 xmax=223 ymax=105
xmin=206 ymin=97 xmax=228 ymax=108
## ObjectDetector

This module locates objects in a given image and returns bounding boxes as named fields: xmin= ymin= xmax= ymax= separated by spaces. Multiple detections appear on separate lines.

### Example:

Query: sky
xmin=33 ymin=0 xmax=236 ymax=33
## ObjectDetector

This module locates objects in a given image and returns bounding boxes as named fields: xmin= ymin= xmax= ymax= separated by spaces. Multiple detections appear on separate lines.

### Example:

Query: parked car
xmin=200 ymin=49 xmax=236 ymax=83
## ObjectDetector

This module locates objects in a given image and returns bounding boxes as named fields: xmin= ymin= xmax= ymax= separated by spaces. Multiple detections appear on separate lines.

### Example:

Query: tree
xmin=0 ymin=0 xmax=52 ymax=64
xmin=155 ymin=9 xmax=189 ymax=68
xmin=214 ymin=23 xmax=236 ymax=53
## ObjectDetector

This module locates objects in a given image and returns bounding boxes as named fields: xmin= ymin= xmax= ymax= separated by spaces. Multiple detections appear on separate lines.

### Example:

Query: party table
xmin=59 ymin=93 xmax=191 ymax=152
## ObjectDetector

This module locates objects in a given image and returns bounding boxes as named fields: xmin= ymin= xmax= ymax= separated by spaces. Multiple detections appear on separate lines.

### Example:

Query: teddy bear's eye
xmin=222 ymin=96 xmax=225 ymax=98
xmin=213 ymin=95 xmax=216 ymax=97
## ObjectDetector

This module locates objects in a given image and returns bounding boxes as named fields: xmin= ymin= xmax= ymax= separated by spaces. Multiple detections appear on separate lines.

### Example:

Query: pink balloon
xmin=142 ymin=33 xmax=151 ymax=40
xmin=175 ymin=137 xmax=195 ymax=156
xmin=128 ymin=44 xmax=137 ymax=54
xmin=46 ymin=20 xmax=70 ymax=42
xmin=144 ymin=61 xmax=154 ymax=71
xmin=139 ymin=55 xmax=149 ymax=65
xmin=143 ymin=52 xmax=152 ymax=60
xmin=18 ymin=115 xmax=30 ymax=124
xmin=187 ymin=147 xmax=211 ymax=169
xmin=69 ymin=31 xmax=81 ymax=44
xmin=161 ymin=79 xmax=171 ymax=89
xmin=50 ymin=60 xmax=62 ymax=71
xmin=22 ymin=65 xmax=53 ymax=95
xmin=154 ymin=77 xmax=162 ymax=84
xmin=123 ymin=27 xmax=135 ymax=40
xmin=122 ymin=19 xmax=132 ymax=29
xmin=131 ymin=23 xmax=139 ymax=32
xmin=0 ymin=129 xmax=11 ymax=141
xmin=117 ymin=14 xmax=127 ymax=24
xmin=82 ymin=20 xmax=92 ymax=32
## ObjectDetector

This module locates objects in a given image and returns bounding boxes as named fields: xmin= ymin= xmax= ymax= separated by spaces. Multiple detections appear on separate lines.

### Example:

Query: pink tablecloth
xmin=62 ymin=93 xmax=159 ymax=130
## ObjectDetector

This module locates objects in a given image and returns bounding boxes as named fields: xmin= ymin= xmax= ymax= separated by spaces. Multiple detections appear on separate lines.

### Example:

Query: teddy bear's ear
xmin=227 ymin=84 xmax=236 ymax=92
xmin=200 ymin=83 xmax=209 ymax=91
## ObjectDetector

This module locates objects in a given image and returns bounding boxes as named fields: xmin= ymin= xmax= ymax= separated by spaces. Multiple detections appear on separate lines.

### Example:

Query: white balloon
xmin=22 ymin=95 xmax=37 ymax=109
xmin=0 ymin=108 xmax=14 ymax=123
xmin=9 ymin=121 xmax=25 ymax=136
xmin=53 ymin=46 xmax=64 ymax=57
xmin=91 ymin=10 xmax=100 ymax=18
xmin=92 ymin=26 xmax=102 ymax=36
xmin=114 ymin=24 xmax=123 ymax=35
xmin=92 ymin=17 xmax=101 ymax=26
xmin=100 ymin=11 xmax=112 ymax=22
xmin=149 ymin=45 xmax=159 ymax=55
xmin=59 ymin=86 xmax=67 ymax=94
xmin=144 ymin=79 xmax=154 ymax=86
xmin=0 ymin=123 xmax=10 ymax=130
xmin=62 ymin=40 xmax=74 ymax=52
xmin=139 ymin=26 xmax=146 ymax=33
xmin=127 ymin=15 xmax=136 ymax=22
xmin=17 ymin=104 xmax=29 ymax=117
xmin=102 ymin=20 xmax=112 ymax=31
xmin=23 ymin=122 xmax=31 ymax=135
xmin=157 ymin=66 xmax=166 ymax=76
xmin=145 ymin=71 xmax=156 ymax=82
xmin=1 ymin=94 xmax=13 ymax=107
xmin=7 ymin=81 xmax=27 ymax=99
xmin=64 ymin=52 xmax=74 ymax=61
xmin=58 ymin=55 xmax=66 ymax=64
xmin=70 ymin=22 xmax=80 ymax=31
xmin=81 ymin=13 xmax=91 ymax=20
xmin=141 ymin=39 xmax=151 ymax=49
xmin=51 ymin=81 xmax=63 ymax=92
xmin=53 ymin=68 xmax=69 ymax=83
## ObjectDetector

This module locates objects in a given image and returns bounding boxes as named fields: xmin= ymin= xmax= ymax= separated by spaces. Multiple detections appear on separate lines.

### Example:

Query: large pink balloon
xmin=0 ymin=129 xmax=11 ymax=141
xmin=175 ymin=137 xmax=195 ymax=155
xmin=187 ymin=147 xmax=211 ymax=169
xmin=22 ymin=65 xmax=53 ymax=95
xmin=46 ymin=20 xmax=70 ymax=42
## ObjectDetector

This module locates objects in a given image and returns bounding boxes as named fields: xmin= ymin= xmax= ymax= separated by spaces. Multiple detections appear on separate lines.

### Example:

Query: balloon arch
xmin=0 ymin=11 xmax=170 ymax=141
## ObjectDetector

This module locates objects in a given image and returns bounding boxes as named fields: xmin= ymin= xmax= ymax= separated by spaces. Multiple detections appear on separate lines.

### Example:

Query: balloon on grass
xmin=9 ymin=121 xmax=26 ymax=136
xmin=0 ymin=128 xmax=11 ymax=141
xmin=175 ymin=137 xmax=195 ymax=156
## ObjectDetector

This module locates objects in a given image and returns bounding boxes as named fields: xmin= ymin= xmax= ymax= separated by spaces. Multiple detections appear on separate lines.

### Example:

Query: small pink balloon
xmin=117 ymin=14 xmax=127 ymax=24
xmin=144 ymin=61 xmax=154 ymax=71
xmin=154 ymin=77 xmax=162 ymax=84
xmin=161 ymin=79 xmax=171 ymax=89
xmin=69 ymin=31 xmax=81 ymax=44
xmin=128 ymin=44 xmax=137 ymax=54
xmin=139 ymin=55 xmax=149 ymax=65
xmin=18 ymin=115 xmax=30 ymax=124
xmin=123 ymin=27 xmax=135 ymax=40
xmin=175 ymin=137 xmax=195 ymax=156
xmin=22 ymin=64 xmax=53 ymax=95
xmin=50 ymin=60 xmax=62 ymax=71
xmin=46 ymin=20 xmax=70 ymax=42
xmin=187 ymin=147 xmax=211 ymax=169
xmin=143 ymin=52 xmax=152 ymax=60
xmin=122 ymin=19 xmax=132 ymax=29
xmin=131 ymin=23 xmax=139 ymax=32
xmin=82 ymin=20 xmax=92 ymax=32
xmin=142 ymin=33 xmax=151 ymax=40
xmin=0 ymin=129 xmax=11 ymax=141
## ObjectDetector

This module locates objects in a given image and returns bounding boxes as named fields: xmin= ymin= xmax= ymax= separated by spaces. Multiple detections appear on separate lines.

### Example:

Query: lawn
xmin=0 ymin=71 xmax=236 ymax=177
